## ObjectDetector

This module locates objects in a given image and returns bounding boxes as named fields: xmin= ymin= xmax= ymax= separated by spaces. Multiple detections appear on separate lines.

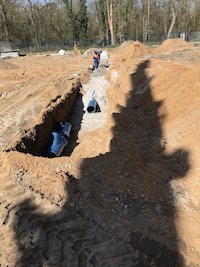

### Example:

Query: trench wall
xmin=11 ymin=80 xmax=81 ymax=156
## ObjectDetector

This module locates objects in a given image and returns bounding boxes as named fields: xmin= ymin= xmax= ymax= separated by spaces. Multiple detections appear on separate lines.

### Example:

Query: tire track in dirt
xmin=0 ymin=172 xmax=180 ymax=267
xmin=0 ymin=101 xmax=39 ymax=151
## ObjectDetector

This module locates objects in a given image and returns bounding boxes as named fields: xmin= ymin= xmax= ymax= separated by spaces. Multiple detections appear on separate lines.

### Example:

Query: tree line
xmin=0 ymin=0 xmax=200 ymax=49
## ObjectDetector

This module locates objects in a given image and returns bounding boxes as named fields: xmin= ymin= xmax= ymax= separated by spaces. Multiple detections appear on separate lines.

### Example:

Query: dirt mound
xmin=82 ymin=48 xmax=99 ymax=57
xmin=105 ymin=55 xmax=200 ymax=264
xmin=155 ymin=38 xmax=192 ymax=53
xmin=115 ymin=40 xmax=149 ymax=60
xmin=0 ymin=59 xmax=19 ymax=69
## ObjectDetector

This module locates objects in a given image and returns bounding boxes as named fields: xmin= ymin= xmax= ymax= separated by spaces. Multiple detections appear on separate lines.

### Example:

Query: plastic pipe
xmin=60 ymin=122 xmax=72 ymax=138
xmin=87 ymin=98 xmax=97 ymax=113
xmin=50 ymin=132 xmax=68 ymax=157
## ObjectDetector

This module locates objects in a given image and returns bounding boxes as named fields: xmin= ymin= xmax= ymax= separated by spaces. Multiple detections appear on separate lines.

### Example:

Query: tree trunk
xmin=143 ymin=16 xmax=147 ymax=42
xmin=167 ymin=3 xmax=176 ymax=39
xmin=27 ymin=0 xmax=40 ymax=49
xmin=106 ymin=0 xmax=116 ymax=46
xmin=0 ymin=0 xmax=10 ymax=42
xmin=147 ymin=0 xmax=150 ymax=42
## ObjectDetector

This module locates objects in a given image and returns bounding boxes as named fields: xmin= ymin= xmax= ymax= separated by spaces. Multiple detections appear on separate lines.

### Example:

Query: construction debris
xmin=0 ymin=50 xmax=20 ymax=58
xmin=58 ymin=49 xmax=66 ymax=56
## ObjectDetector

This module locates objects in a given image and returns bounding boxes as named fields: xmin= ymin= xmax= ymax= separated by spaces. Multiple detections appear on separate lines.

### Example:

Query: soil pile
xmin=155 ymin=38 xmax=192 ymax=53
xmin=115 ymin=40 xmax=149 ymax=59
xmin=105 ymin=51 xmax=200 ymax=265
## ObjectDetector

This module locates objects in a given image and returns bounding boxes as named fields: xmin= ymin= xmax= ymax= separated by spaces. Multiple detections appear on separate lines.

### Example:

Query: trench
xmin=12 ymin=68 xmax=109 ymax=157
xmin=12 ymin=82 xmax=81 ymax=156
xmin=9 ymin=60 xmax=186 ymax=266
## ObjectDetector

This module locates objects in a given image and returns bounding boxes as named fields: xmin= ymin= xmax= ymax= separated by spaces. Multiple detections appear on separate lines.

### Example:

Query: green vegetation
xmin=0 ymin=0 xmax=198 ymax=50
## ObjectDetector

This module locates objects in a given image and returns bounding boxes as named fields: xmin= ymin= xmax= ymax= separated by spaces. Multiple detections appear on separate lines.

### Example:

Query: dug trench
xmin=0 ymin=58 xmax=196 ymax=266
xmin=7 ymin=79 xmax=82 ymax=156
xmin=8 ymin=67 xmax=109 ymax=158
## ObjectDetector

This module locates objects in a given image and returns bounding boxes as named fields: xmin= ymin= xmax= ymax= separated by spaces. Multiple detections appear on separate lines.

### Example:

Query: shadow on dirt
xmin=13 ymin=59 xmax=189 ymax=266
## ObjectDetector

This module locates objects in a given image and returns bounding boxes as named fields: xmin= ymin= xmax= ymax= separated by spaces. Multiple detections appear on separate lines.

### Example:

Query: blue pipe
xmin=87 ymin=98 xmax=97 ymax=113
xmin=60 ymin=122 xmax=72 ymax=138
xmin=49 ymin=132 xmax=68 ymax=157
xmin=49 ymin=122 xmax=72 ymax=157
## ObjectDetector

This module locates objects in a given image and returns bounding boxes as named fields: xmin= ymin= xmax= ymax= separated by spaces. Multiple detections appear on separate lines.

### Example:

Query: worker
xmin=93 ymin=51 xmax=100 ymax=70
xmin=92 ymin=50 xmax=102 ymax=70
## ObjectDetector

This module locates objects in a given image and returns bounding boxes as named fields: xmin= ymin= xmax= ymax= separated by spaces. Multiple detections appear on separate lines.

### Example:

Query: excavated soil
xmin=0 ymin=40 xmax=200 ymax=266
xmin=154 ymin=38 xmax=192 ymax=53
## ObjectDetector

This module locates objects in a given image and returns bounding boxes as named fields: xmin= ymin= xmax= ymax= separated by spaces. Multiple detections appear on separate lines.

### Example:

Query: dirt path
xmin=62 ymin=68 xmax=109 ymax=158
xmin=80 ymin=71 xmax=109 ymax=133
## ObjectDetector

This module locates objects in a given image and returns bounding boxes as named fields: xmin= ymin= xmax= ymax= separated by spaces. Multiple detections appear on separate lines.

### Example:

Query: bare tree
xmin=147 ymin=0 xmax=150 ymax=41
xmin=26 ymin=0 xmax=40 ymax=49
xmin=0 ymin=0 xmax=10 ymax=41
xmin=167 ymin=0 xmax=176 ymax=39
xmin=106 ymin=0 xmax=116 ymax=45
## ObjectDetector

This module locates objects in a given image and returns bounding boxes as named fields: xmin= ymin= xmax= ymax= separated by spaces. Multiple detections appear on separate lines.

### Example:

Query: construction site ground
xmin=0 ymin=39 xmax=200 ymax=266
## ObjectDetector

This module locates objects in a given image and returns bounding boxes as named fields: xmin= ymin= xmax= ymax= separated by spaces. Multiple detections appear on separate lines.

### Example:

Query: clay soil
xmin=0 ymin=39 xmax=200 ymax=266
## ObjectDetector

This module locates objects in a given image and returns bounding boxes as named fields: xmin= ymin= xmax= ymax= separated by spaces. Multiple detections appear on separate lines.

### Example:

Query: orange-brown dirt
xmin=154 ymin=38 xmax=192 ymax=53
xmin=0 ymin=40 xmax=200 ymax=266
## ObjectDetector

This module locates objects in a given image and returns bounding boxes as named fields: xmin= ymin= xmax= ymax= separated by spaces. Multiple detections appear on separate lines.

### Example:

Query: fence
xmin=1 ymin=31 xmax=200 ymax=53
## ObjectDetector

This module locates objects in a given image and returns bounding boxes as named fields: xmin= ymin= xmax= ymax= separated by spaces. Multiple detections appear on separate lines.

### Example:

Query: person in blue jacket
xmin=93 ymin=51 xmax=99 ymax=70
xmin=92 ymin=50 xmax=102 ymax=70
